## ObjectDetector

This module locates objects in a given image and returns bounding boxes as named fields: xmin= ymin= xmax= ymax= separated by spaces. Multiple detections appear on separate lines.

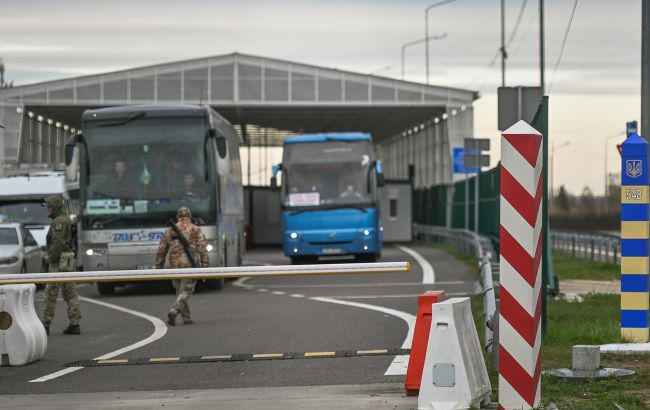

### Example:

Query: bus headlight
xmin=85 ymin=247 xmax=106 ymax=256
xmin=363 ymin=229 xmax=370 ymax=236
xmin=290 ymin=232 xmax=298 ymax=239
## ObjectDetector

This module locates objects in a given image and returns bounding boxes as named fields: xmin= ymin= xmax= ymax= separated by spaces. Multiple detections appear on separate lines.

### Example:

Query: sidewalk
xmin=2 ymin=383 xmax=418 ymax=410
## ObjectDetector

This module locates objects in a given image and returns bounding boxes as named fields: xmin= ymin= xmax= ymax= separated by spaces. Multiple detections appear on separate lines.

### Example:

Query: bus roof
xmin=82 ymin=104 xmax=209 ymax=121
xmin=284 ymin=132 xmax=371 ymax=144
xmin=0 ymin=173 xmax=66 ymax=199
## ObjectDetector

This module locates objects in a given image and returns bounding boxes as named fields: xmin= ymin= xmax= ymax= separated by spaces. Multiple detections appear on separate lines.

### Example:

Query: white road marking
xmin=241 ymin=281 xmax=464 ymax=289
xmin=289 ymin=294 xmax=305 ymax=298
xmin=271 ymin=291 xmax=286 ymax=295
xmin=310 ymin=296 xmax=415 ymax=376
xmin=317 ymin=292 xmax=469 ymax=300
xmin=395 ymin=245 xmax=435 ymax=284
xmin=232 ymin=277 xmax=251 ymax=287
xmin=30 ymin=296 xmax=167 ymax=383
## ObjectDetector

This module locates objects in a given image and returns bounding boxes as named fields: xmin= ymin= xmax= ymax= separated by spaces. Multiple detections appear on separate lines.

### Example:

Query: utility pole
xmin=539 ymin=0 xmax=546 ymax=96
xmin=501 ymin=0 xmax=506 ymax=87
xmin=425 ymin=0 xmax=456 ymax=85
xmin=0 ymin=122 xmax=5 ymax=178
xmin=641 ymin=0 xmax=650 ymax=344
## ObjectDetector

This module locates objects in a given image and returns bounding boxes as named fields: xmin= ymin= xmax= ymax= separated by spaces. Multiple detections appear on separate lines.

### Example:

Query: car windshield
xmin=0 ymin=228 xmax=19 ymax=245
xmin=0 ymin=201 xmax=51 ymax=225
xmin=282 ymin=140 xmax=375 ymax=208
xmin=81 ymin=117 xmax=217 ymax=228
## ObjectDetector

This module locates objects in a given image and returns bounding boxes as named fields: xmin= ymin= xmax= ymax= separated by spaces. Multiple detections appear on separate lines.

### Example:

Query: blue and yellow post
xmin=621 ymin=133 xmax=650 ymax=342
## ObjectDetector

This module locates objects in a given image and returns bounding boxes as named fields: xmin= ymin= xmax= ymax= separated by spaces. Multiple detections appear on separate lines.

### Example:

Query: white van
xmin=0 ymin=172 xmax=68 ymax=268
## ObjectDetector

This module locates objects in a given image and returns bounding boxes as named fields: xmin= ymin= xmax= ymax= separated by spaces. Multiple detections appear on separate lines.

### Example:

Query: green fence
xmin=413 ymin=165 xmax=501 ymax=246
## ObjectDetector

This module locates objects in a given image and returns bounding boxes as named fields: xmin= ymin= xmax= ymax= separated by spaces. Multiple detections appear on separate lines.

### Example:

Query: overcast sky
xmin=0 ymin=0 xmax=642 ymax=194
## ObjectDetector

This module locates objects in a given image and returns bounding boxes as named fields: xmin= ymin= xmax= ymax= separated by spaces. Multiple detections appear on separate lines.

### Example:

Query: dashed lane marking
xmin=66 ymin=348 xmax=411 ymax=367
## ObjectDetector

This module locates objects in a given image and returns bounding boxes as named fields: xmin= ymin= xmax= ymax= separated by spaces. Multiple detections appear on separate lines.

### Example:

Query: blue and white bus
xmin=65 ymin=105 xmax=244 ymax=294
xmin=271 ymin=133 xmax=384 ymax=264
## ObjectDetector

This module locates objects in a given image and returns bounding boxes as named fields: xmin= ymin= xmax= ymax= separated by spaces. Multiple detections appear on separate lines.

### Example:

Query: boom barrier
xmin=0 ymin=262 xmax=410 ymax=286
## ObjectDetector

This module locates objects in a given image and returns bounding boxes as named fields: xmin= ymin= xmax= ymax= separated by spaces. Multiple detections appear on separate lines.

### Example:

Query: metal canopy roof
xmin=0 ymin=53 xmax=478 ymax=147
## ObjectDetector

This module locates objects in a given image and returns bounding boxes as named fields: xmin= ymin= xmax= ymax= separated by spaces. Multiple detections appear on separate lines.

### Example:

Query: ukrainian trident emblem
xmin=626 ymin=160 xmax=643 ymax=179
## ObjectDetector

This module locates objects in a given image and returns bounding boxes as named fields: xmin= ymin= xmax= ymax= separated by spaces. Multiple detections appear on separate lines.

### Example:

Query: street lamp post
xmin=604 ymin=132 xmax=626 ymax=210
xmin=550 ymin=140 xmax=570 ymax=208
xmin=402 ymin=33 xmax=447 ymax=80
xmin=425 ymin=0 xmax=458 ymax=85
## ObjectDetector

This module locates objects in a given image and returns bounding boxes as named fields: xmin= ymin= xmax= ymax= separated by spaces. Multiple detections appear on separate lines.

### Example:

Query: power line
xmin=464 ymin=0 xmax=529 ymax=91
xmin=510 ymin=9 xmax=537 ymax=59
xmin=548 ymin=0 xmax=580 ymax=94
xmin=506 ymin=0 xmax=528 ymax=48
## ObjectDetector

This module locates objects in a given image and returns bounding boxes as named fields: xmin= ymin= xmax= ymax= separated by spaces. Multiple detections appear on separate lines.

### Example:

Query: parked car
xmin=0 ymin=223 xmax=43 ymax=274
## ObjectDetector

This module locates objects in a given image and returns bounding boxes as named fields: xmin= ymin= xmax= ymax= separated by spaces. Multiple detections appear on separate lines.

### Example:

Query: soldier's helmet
xmin=177 ymin=206 xmax=192 ymax=219
xmin=42 ymin=195 xmax=64 ymax=214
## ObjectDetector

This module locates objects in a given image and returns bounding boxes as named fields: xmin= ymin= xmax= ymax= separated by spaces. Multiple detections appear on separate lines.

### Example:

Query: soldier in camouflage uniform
xmin=155 ymin=207 xmax=208 ymax=326
xmin=41 ymin=195 xmax=81 ymax=335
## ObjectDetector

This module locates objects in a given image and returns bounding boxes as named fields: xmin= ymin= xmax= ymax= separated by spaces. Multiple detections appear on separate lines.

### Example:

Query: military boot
xmin=63 ymin=324 xmax=81 ymax=335
xmin=167 ymin=311 xmax=177 ymax=326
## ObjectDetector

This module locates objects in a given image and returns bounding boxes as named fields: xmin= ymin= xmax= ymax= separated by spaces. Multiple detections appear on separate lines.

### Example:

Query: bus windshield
xmin=282 ymin=140 xmax=375 ymax=209
xmin=81 ymin=117 xmax=216 ymax=228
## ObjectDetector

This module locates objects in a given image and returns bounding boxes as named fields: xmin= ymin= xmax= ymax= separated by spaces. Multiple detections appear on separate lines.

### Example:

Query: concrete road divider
xmin=418 ymin=297 xmax=491 ymax=410
xmin=405 ymin=290 xmax=446 ymax=396
xmin=0 ymin=285 xmax=47 ymax=366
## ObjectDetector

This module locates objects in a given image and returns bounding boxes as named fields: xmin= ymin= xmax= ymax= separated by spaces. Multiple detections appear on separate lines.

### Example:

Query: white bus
xmin=65 ymin=105 xmax=244 ymax=295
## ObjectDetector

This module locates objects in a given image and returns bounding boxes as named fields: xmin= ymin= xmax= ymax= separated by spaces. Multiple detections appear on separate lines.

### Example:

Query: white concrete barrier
xmin=418 ymin=297 xmax=491 ymax=410
xmin=0 ymin=285 xmax=47 ymax=366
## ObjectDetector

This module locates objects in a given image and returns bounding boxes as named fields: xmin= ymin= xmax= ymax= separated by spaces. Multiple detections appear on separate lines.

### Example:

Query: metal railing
xmin=413 ymin=224 xmax=497 ymax=356
xmin=550 ymin=231 xmax=621 ymax=264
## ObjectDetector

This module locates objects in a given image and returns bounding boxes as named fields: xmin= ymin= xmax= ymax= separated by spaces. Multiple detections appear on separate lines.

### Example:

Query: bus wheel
xmin=97 ymin=282 xmax=115 ymax=295
xmin=205 ymin=278 xmax=224 ymax=290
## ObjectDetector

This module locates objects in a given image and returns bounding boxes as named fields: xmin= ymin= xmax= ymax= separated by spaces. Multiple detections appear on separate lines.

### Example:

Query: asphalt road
xmin=1 ymin=243 xmax=479 ymax=396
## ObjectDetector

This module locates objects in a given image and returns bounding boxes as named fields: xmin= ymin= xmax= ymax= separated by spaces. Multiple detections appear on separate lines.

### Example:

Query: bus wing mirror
xmin=377 ymin=172 xmax=385 ymax=187
xmin=374 ymin=160 xmax=385 ymax=187
xmin=65 ymin=133 xmax=81 ymax=166
xmin=270 ymin=164 xmax=282 ymax=189
xmin=216 ymin=135 xmax=227 ymax=159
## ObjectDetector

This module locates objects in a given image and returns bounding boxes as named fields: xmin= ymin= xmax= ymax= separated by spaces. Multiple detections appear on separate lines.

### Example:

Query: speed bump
xmin=66 ymin=347 xmax=411 ymax=367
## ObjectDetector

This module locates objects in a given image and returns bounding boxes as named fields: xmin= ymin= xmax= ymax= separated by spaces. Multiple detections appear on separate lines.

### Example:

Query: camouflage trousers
xmin=42 ymin=264 xmax=81 ymax=325
xmin=170 ymin=279 xmax=196 ymax=320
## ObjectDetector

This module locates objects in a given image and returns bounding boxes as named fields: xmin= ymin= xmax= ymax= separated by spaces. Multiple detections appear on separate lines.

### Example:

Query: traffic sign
xmin=464 ymin=138 xmax=490 ymax=151
xmin=452 ymin=148 xmax=479 ymax=174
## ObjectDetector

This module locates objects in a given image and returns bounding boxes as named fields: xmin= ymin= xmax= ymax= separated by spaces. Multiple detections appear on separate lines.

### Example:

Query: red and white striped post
xmin=499 ymin=120 xmax=543 ymax=409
